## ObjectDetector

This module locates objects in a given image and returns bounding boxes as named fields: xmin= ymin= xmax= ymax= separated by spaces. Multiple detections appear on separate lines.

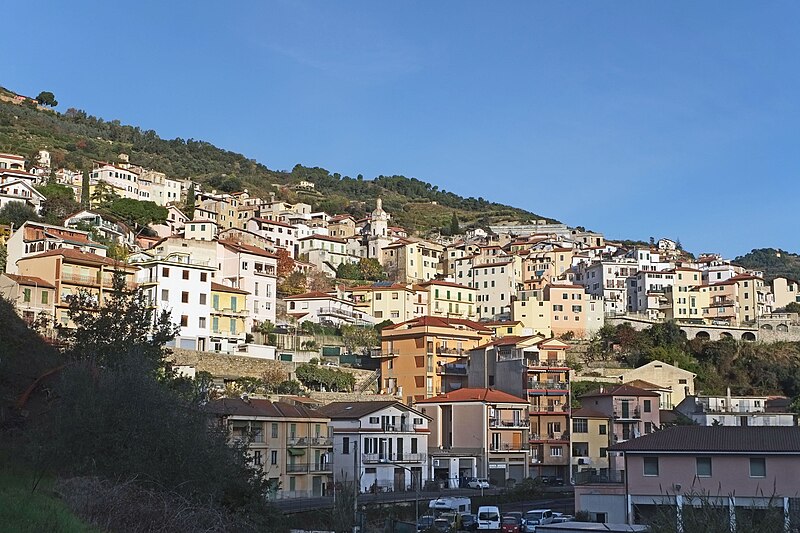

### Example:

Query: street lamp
xmin=379 ymin=460 xmax=420 ymax=527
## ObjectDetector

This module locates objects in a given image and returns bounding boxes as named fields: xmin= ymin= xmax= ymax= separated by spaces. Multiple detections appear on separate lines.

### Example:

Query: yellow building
xmin=382 ymin=238 xmax=444 ymax=284
xmin=417 ymin=280 xmax=477 ymax=320
xmin=350 ymin=282 xmax=425 ymax=323
xmin=482 ymin=320 xmax=527 ymax=338
xmin=208 ymin=398 xmax=333 ymax=499
xmin=377 ymin=316 xmax=493 ymax=404
xmin=570 ymin=408 xmax=612 ymax=480
xmin=210 ymin=282 xmax=249 ymax=340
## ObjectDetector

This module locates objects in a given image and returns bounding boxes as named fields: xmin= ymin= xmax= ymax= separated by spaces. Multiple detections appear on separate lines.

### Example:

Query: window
xmin=161 ymin=289 xmax=169 ymax=301
xmin=342 ymin=437 xmax=350 ymax=454
xmin=750 ymin=458 xmax=766 ymax=477
xmin=253 ymin=450 xmax=262 ymax=466
xmin=23 ymin=288 xmax=31 ymax=303
xmin=40 ymin=290 xmax=48 ymax=304
xmin=162 ymin=267 xmax=170 ymax=277
xmin=550 ymin=446 xmax=563 ymax=457
xmin=242 ymin=262 xmax=248 ymax=270
xmin=643 ymin=400 xmax=652 ymax=413
xmin=375 ymin=293 xmax=382 ymax=300
xmin=182 ymin=270 xmax=190 ymax=280
xmin=600 ymin=447 xmax=608 ymax=458
xmin=198 ymin=317 xmax=206 ymax=328
xmin=181 ymin=291 xmax=189 ymax=303
xmin=180 ymin=315 xmax=188 ymax=327
xmin=572 ymin=419 xmax=588 ymax=433
xmin=643 ymin=457 xmax=659 ymax=476
xmin=199 ymin=293 xmax=207 ymax=305
xmin=369 ymin=417 xmax=379 ymax=424
xmin=200 ymin=272 xmax=207 ymax=282
xmin=411 ymin=438 xmax=418 ymax=453
xmin=392 ymin=292 xmax=399 ymax=300
xmin=696 ymin=457 xmax=712 ymax=477
xmin=271 ymin=423 xmax=278 ymax=438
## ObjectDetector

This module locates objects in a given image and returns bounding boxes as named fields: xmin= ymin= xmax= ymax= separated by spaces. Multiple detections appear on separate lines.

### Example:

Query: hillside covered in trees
xmin=734 ymin=248 xmax=800 ymax=282
xmin=0 ymin=86 xmax=555 ymax=234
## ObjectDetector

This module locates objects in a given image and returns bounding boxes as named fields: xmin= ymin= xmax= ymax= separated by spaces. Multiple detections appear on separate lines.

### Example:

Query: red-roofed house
xmin=0 ymin=272 xmax=56 ymax=325
xmin=6 ymin=221 xmax=107 ymax=274
xmin=247 ymin=217 xmax=298 ymax=258
xmin=217 ymin=240 xmax=278 ymax=327
xmin=415 ymin=388 xmax=531 ymax=487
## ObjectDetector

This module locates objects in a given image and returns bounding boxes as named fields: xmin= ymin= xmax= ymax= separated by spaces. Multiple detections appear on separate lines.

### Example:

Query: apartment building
xmin=0 ymin=273 xmax=56 ymax=324
xmin=417 ymin=280 xmax=477 ymax=320
xmin=319 ymin=401 xmax=430 ymax=493
xmin=0 ymin=179 xmax=45 ymax=214
xmin=5 ymin=221 xmax=107 ymax=274
xmin=703 ymin=274 xmax=768 ymax=325
xmin=350 ymin=282 xmax=425 ymax=323
xmin=0 ymin=153 xmax=25 ymax=170
xmin=217 ymin=241 xmax=277 ymax=327
xmin=208 ymin=398 xmax=333 ymax=499
xmin=573 ymin=259 xmax=638 ymax=314
xmin=675 ymin=393 xmax=795 ymax=427
xmin=382 ymin=238 xmax=444 ymax=284
xmin=470 ymin=258 xmax=520 ymax=321
xmin=298 ymin=234 xmax=358 ymax=277
xmin=91 ymin=161 xmax=140 ymax=200
xmin=626 ymin=270 xmax=676 ymax=319
xmin=416 ymin=388 xmax=530 ymax=487
xmin=209 ymin=282 xmax=248 ymax=351
xmin=16 ymin=248 xmax=137 ymax=329
xmin=285 ymin=291 xmax=374 ymax=327
xmin=570 ymin=408 xmax=612 ymax=483
xmin=247 ymin=217 xmax=298 ymax=258
xmin=772 ymin=276 xmax=800 ymax=310
xmin=378 ymin=316 xmax=492 ymax=403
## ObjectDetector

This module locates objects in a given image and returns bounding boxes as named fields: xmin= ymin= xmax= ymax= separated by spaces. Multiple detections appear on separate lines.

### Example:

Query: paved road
xmin=276 ymin=488 xmax=573 ymax=515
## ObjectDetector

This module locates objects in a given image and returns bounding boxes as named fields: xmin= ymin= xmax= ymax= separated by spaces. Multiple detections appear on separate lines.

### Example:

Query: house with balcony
xmin=284 ymin=290 xmax=374 ymax=327
xmin=5 ymin=221 xmax=108 ymax=274
xmin=377 ymin=316 xmax=493 ymax=403
xmin=467 ymin=336 xmax=572 ymax=479
xmin=578 ymin=385 xmax=661 ymax=477
xmin=0 ymin=179 xmax=46 ymax=214
xmin=209 ymin=282 xmax=248 ymax=352
xmin=350 ymin=282 xmax=426 ymax=323
xmin=64 ymin=210 xmax=133 ymax=246
xmin=208 ymin=398 xmax=333 ymax=499
xmin=417 ymin=280 xmax=477 ymax=321
xmin=319 ymin=401 xmax=430 ymax=493
xmin=575 ymin=426 xmax=800 ymax=527
xmin=416 ymin=388 xmax=530 ymax=487
xmin=15 ymin=248 xmax=137 ymax=330
xmin=675 ymin=392 xmax=795 ymax=427
xmin=217 ymin=240 xmax=278 ymax=328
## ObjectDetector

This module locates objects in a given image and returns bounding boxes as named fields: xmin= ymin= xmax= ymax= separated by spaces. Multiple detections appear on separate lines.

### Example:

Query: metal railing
xmin=530 ymin=404 xmax=570 ymax=413
xmin=362 ymin=453 xmax=426 ymax=464
xmin=526 ymin=381 xmax=569 ymax=391
xmin=489 ymin=419 xmax=530 ymax=429
xmin=573 ymin=470 xmax=624 ymax=485
xmin=489 ymin=442 xmax=527 ymax=451
xmin=285 ymin=462 xmax=330 ymax=473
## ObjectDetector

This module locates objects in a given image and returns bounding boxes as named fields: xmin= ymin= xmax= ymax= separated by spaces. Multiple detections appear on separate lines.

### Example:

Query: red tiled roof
xmin=252 ymin=217 xmax=295 ymax=228
xmin=417 ymin=280 xmax=473 ymax=290
xmin=283 ymin=291 xmax=337 ymax=300
xmin=207 ymin=398 xmax=327 ymax=419
xmin=1 ymin=273 xmax=56 ymax=289
xmin=473 ymin=335 xmax=538 ymax=350
xmin=611 ymin=426 xmax=800 ymax=453
xmin=24 ymin=248 xmax=130 ymax=268
xmin=382 ymin=315 xmax=492 ymax=333
xmin=298 ymin=234 xmax=347 ymax=244
xmin=415 ymin=388 xmax=528 ymax=404
xmin=210 ymin=282 xmax=249 ymax=295
xmin=219 ymin=240 xmax=278 ymax=259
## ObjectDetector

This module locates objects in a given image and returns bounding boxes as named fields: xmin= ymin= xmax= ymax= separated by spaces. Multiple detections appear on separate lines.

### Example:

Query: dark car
xmin=534 ymin=475 xmax=564 ymax=486
xmin=501 ymin=514 xmax=523 ymax=533
xmin=418 ymin=515 xmax=435 ymax=531
xmin=459 ymin=513 xmax=478 ymax=532
xmin=433 ymin=518 xmax=452 ymax=533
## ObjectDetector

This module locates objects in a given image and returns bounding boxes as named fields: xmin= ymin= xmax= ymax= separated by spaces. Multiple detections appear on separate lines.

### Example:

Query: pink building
xmin=575 ymin=426 xmax=800 ymax=527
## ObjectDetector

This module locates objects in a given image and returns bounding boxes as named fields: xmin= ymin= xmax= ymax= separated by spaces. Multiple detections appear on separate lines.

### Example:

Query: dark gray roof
xmin=318 ymin=400 xmax=429 ymax=420
xmin=207 ymin=398 xmax=327 ymax=419
xmin=580 ymin=384 xmax=660 ymax=399
xmin=611 ymin=426 xmax=800 ymax=453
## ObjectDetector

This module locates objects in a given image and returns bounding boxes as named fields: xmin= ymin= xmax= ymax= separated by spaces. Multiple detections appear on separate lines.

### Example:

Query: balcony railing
xmin=287 ymin=436 xmax=308 ymax=446
xmin=613 ymin=407 xmax=641 ymax=420
xmin=489 ymin=418 xmax=530 ymax=429
xmin=573 ymin=470 xmax=624 ymax=485
xmin=526 ymin=359 xmax=569 ymax=368
xmin=530 ymin=404 xmax=570 ymax=413
xmin=61 ymin=272 xmax=100 ymax=286
xmin=311 ymin=436 xmax=333 ymax=446
xmin=362 ymin=453 xmax=426 ymax=464
xmin=530 ymin=432 xmax=570 ymax=442
xmin=436 ymin=363 xmax=468 ymax=375
xmin=526 ymin=381 xmax=569 ymax=391
xmin=489 ymin=442 xmax=527 ymax=452
xmin=381 ymin=423 xmax=412 ymax=432
xmin=211 ymin=307 xmax=249 ymax=316
xmin=437 ymin=347 xmax=465 ymax=355
xmin=286 ymin=462 xmax=331 ymax=473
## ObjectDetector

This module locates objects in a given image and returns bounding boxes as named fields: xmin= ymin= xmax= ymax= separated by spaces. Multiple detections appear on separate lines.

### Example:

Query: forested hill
xmin=734 ymin=248 xmax=800 ymax=282
xmin=0 ymin=86 xmax=555 ymax=234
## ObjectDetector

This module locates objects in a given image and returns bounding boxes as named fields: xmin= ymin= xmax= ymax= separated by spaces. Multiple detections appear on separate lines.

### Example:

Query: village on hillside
xmin=2 ymin=148 xmax=800 ymax=529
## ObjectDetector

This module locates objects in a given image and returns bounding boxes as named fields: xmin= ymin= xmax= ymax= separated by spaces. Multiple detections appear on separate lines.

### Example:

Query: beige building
xmin=570 ymin=408 xmax=612 ymax=481
xmin=382 ymin=238 xmax=444 ymax=284
xmin=704 ymin=274 xmax=768 ymax=325
xmin=772 ymin=276 xmax=800 ymax=310
xmin=350 ymin=283 xmax=426 ymax=323
xmin=416 ymin=388 xmax=531 ymax=487
xmin=208 ymin=398 xmax=333 ymax=499
xmin=0 ymin=273 xmax=56 ymax=325
xmin=418 ymin=280 xmax=477 ymax=320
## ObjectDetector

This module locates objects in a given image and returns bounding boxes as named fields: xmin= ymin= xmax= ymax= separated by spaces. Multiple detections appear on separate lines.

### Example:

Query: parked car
xmin=468 ymin=478 xmax=490 ymax=489
xmin=433 ymin=519 xmax=453 ymax=533
xmin=418 ymin=515 xmax=436 ymax=531
xmin=501 ymin=515 xmax=524 ymax=533
xmin=523 ymin=509 xmax=553 ymax=532
xmin=504 ymin=512 xmax=524 ymax=525
xmin=459 ymin=513 xmax=479 ymax=532
xmin=551 ymin=512 xmax=574 ymax=523
xmin=533 ymin=475 xmax=564 ymax=486
xmin=477 ymin=506 xmax=501 ymax=531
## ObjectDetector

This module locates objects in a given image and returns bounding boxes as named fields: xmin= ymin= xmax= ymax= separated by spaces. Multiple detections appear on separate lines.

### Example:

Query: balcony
xmin=530 ymin=432 xmax=569 ymax=442
xmin=61 ymin=272 xmax=100 ymax=287
xmin=362 ymin=452 xmax=426 ymax=464
xmin=311 ymin=436 xmax=333 ymax=446
xmin=529 ymin=404 xmax=570 ymax=414
xmin=381 ymin=423 xmax=412 ymax=432
xmin=437 ymin=346 xmax=465 ymax=356
xmin=489 ymin=442 xmax=527 ymax=452
xmin=286 ymin=462 xmax=331 ymax=473
xmin=526 ymin=380 xmax=569 ymax=392
xmin=489 ymin=418 xmax=530 ymax=429
xmin=287 ymin=436 xmax=309 ymax=447
xmin=573 ymin=469 xmax=624 ymax=485
xmin=436 ymin=362 xmax=468 ymax=375
xmin=612 ymin=407 xmax=641 ymax=420
xmin=254 ymin=268 xmax=276 ymax=277
xmin=526 ymin=359 xmax=569 ymax=369
xmin=211 ymin=307 xmax=249 ymax=316
xmin=706 ymin=298 xmax=735 ymax=308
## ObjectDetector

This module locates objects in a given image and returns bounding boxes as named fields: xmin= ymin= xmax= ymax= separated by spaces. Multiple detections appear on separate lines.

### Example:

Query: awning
xmin=287 ymin=448 xmax=306 ymax=456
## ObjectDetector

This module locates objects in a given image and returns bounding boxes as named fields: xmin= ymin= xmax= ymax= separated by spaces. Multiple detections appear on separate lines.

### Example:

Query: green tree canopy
xmin=107 ymin=197 xmax=168 ymax=230
xmin=35 ymin=91 xmax=58 ymax=107
xmin=0 ymin=202 xmax=40 ymax=228
xmin=36 ymin=182 xmax=80 ymax=224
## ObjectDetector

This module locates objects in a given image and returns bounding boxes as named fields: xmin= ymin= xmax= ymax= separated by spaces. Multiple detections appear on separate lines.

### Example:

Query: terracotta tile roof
xmin=283 ymin=291 xmax=337 ymax=300
xmin=625 ymin=379 xmax=667 ymax=390
xmin=473 ymin=335 xmax=538 ymax=350
xmin=417 ymin=280 xmax=473 ymax=290
xmin=210 ymin=282 xmax=249 ymax=295
xmin=382 ymin=315 xmax=492 ymax=333
xmin=481 ymin=320 xmax=522 ymax=327
xmin=219 ymin=240 xmax=278 ymax=259
xmin=252 ymin=217 xmax=295 ymax=228
xmin=611 ymin=426 xmax=800 ymax=453
xmin=207 ymin=398 xmax=327 ymax=419
xmin=580 ymin=384 xmax=660 ymax=399
xmin=1 ymin=273 xmax=56 ymax=289
xmin=24 ymin=248 xmax=130 ymax=268
xmin=298 ymin=234 xmax=347 ymax=244
xmin=415 ymin=388 xmax=528 ymax=405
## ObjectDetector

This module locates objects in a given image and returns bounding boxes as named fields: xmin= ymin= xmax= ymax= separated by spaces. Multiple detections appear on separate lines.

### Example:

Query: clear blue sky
xmin=2 ymin=1 xmax=798 ymax=258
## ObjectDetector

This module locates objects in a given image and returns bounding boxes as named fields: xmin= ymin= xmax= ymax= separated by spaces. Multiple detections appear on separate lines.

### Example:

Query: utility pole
xmin=353 ymin=439 xmax=358 ymax=533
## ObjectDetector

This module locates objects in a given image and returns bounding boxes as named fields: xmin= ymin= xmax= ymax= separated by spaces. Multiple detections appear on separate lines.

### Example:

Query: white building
xmin=284 ymin=291 xmax=374 ymax=327
xmin=91 ymin=162 xmax=140 ymax=200
xmin=0 ymin=180 xmax=46 ymax=214
xmin=319 ymin=401 xmax=430 ymax=493
xmin=131 ymin=249 xmax=215 ymax=351
xmin=469 ymin=258 xmax=520 ymax=321
xmin=247 ymin=218 xmax=298 ymax=258
xmin=574 ymin=259 xmax=638 ymax=315
xmin=298 ymin=234 xmax=359 ymax=277
xmin=675 ymin=394 xmax=795 ymax=427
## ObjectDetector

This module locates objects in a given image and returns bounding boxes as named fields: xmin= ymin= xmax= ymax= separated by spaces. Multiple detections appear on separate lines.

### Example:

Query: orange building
xmin=377 ymin=316 xmax=492 ymax=404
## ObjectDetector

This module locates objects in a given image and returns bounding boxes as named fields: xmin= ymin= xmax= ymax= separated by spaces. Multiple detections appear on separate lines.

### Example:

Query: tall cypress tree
xmin=185 ymin=182 xmax=195 ymax=220
xmin=80 ymin=169 xmax=90 ymax=208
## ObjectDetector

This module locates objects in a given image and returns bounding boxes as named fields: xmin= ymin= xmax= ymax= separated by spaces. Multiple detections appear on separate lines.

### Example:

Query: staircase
xmin=356 ymin=368 xmax=381 ymax=394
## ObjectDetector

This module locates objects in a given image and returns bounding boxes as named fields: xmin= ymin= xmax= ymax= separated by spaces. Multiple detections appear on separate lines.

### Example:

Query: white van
xmin=477 ymin=505 xmax=501 ymax=531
